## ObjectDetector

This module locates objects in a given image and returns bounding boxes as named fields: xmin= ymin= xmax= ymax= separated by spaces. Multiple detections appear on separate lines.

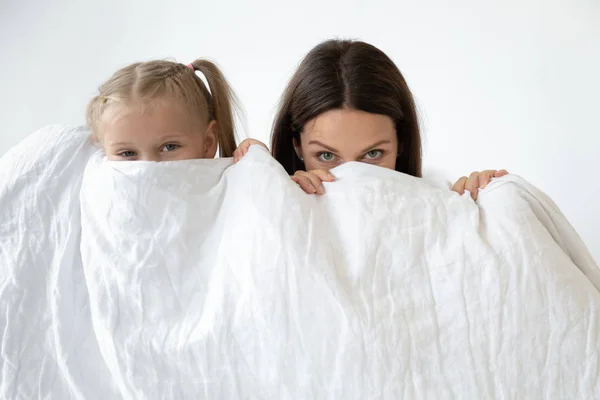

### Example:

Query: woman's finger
xmin=494 ymin=169 xmax=509 ymax=177
xmin=305 ymin=172 xmax=326 ymax=194
xmin=479 ymin=170 xmax=496 ymax=189
xmin=292 ymin=173 xmax=317 ymax=194
xmin=465 ymin=172 xmax=480 ymax=200
xmin=298 ymin=176 xmax=318 ymax=194
xmin=311 ymin=169 xmax=336 ymax=182
xmin=451 ymin=176 xmax=468 ymax=195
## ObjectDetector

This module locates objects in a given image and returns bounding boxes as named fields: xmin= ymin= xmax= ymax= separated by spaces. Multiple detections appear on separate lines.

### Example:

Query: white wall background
xmin=1 ymin=0 xmax=598 ymax=261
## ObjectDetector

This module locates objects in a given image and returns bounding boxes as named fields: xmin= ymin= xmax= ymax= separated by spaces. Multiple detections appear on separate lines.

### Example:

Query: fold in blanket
xmin=1 ymin=126 xmax=599 ymax=399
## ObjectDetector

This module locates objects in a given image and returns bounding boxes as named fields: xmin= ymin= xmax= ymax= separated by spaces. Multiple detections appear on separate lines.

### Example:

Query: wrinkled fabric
xmin=0 ymin=126 xmax=116 ymax=399
xmin=1 ymin=125 xmax=599 ymax=399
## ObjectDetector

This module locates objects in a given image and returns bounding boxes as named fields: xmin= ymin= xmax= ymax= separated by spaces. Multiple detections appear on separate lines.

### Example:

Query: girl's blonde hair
xmin=86 ymin=58 xmax=237 ymax=157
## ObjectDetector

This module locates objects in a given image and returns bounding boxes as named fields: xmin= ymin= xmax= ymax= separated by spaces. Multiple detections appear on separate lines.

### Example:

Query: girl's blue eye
xmin=119 ymin=151 xmax=136 ymax=158
xmin=318 ymin=152 xmax=335 ymax=162
xmin=162 ymin=144 xmax=179 ymax=152
xmin=364 ymin=150 xmax=383 ymax=160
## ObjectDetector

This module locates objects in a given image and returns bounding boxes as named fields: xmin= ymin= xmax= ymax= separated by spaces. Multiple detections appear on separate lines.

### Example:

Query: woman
xmin=269 ymin=39 xmax=507 ymax=199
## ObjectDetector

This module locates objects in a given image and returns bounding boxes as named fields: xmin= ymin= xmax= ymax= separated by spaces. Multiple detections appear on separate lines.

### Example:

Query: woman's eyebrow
xmin=359 ymin=140 xmax=392 ymax=154
xmin=307 ymin=140 xmax=338 ymax=153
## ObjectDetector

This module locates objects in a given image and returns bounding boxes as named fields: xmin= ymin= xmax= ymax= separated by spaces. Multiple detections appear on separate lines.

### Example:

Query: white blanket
xmin=1 ymin=125 xmax=599 ymax=399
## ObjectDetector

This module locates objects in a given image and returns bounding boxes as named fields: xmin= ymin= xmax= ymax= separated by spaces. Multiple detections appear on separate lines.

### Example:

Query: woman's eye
xmin=364 ymin=150 xmax=383 ymax=160
xmin=162 ymin=144 xmax=180 ymax=152
xmin=118 ymin=151 xmax=136 ymax=158
xmin=318 ymin=152 xmax=335 ymax=162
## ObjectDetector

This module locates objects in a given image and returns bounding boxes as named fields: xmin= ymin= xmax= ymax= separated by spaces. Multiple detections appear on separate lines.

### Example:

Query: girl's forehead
xmin=102 ymin=99 xmax=205 ymax=130
xmin=99 ymin=102 xmax=205 ymax=145
xmin=104 ymin=96 xmax=190 ymax=118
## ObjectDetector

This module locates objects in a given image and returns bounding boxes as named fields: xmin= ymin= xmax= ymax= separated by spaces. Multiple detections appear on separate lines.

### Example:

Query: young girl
xmin=87 ymin=58 xmax=256 ymax=163
xmin=259 ymin=39 xmax=508 ymax=200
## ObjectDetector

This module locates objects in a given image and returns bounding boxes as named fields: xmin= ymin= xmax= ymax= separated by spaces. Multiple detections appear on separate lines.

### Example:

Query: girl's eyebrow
xmin=160 ymin=133 xmax=187 ymax=140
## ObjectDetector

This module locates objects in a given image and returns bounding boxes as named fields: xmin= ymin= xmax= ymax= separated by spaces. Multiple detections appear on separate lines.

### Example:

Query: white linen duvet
xmin=1 ymin=125 xmax=598 ymax=399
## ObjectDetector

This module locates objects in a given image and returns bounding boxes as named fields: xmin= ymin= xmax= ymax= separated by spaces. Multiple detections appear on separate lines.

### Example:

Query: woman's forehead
xmin=303 ymin=108 xmax=396 ymax=144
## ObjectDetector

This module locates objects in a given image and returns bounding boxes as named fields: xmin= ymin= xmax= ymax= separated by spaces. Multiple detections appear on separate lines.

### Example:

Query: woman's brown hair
xmin=87 ymin=58 xmax=237 ymax=157
xmin=271 ymin=39 xmax=422 ymax=177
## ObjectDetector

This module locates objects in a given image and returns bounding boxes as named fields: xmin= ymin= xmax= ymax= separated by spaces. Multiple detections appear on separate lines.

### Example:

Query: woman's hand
xmin=233 ymin=139 xmax=268 ymax=163
xmin=291 ymin=169 xmax=336 ymax=195
xmin=452 ymin=169 xmax=509 ymax=200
